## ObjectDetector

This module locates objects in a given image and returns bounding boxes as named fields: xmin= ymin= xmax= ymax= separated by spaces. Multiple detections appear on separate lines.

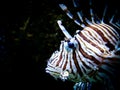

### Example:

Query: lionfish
xmin=45 ymin=0 xmax=120 ymax=90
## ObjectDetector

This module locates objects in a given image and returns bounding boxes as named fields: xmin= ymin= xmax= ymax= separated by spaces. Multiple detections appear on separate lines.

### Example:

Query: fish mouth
xmin=45 ymin=66 xmax=69 ymax=81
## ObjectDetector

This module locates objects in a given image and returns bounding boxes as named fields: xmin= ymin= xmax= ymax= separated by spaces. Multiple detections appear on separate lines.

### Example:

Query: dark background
xmin=0 ymin=0 xmax=119 ymax=89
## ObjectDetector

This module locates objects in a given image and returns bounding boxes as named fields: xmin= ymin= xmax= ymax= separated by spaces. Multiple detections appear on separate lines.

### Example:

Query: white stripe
xmin=91 ymin=24 xmax=115 ymax=46
xmin=70 ymin=50 xmax=78 ymax=74
xmin=65 ymin=51 xmax=71 ymax=71
xmin=76 ymin=34 xmax=103 ymax=56
xmin=83 ymin=27 xmax=106 ymax=45
xmin=82 ymin=27 xmax=110 ymax=52
xmin=99 ymin=24 xmax=118 ymax=44
xmin=58 ymin=47 xmax=66 ymax=68
xmin=51 ymin=43 xmax=64 ymax=65
xmin=83 ymin=27 xmax=105 ymax=44
xmin=75 ymin=34 xmax=103 ymax=62
xmin=76 ymin=46 xmax=98 ymax=71
xmin=102 ymin=23 xmax=119 ymax=39
xmin=50 ymin=52 xmax=59 ymax=65
xmin=84 ymin=30 xmax=104 ymax=45
xmin=75 ymin=50 xmax=86 ymax=75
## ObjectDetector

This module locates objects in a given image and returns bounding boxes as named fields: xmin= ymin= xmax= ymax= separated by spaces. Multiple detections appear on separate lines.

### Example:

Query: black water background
xmin=0 ymin=0 xmax=119 ymax=90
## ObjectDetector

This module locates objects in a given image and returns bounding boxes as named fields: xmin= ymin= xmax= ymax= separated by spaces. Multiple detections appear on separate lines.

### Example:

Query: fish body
xmin=45 ymin=0 xmax=120 ymax=90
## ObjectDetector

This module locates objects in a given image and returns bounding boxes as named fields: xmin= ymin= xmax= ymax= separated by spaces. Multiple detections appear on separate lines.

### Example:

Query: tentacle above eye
xmin=57 ymin=20 xmax=73 ymax=39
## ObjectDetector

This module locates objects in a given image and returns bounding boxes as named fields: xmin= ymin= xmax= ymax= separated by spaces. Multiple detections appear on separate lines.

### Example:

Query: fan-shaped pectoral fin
xmin=73 ymin=82 xmax=92 ymax=90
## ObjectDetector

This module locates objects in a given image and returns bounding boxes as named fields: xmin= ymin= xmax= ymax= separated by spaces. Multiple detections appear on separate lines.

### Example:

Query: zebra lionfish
xmin=45 ymin=0 xmax=120 ymax=90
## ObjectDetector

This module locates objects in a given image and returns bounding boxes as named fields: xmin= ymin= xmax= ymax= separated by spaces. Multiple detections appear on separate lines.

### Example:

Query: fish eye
xmin=64 ymin=41 xmax=73 ymax=52
xmin=64 ymin=38 xmax=78 ymax=52
xmin=68 ymin=41 xmax=75 ymax=48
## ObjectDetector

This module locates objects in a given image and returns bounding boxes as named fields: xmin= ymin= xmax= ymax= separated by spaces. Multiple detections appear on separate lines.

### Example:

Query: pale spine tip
xmin=59 ymin=4 xmax=67 ymax=10
xmin=57 ymin=20 xmax=72 ymax=39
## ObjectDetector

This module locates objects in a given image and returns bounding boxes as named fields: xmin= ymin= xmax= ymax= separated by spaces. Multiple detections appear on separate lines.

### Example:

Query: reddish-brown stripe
xmin=56 ymin=44 xmax=64 ymax=67
xmin=63 ymin=54 xmax=68 ymax=70
xmin=73 ymin=50 xmax=82 ymax=75
xmin=89 ymin=25 xmax=108 ymax=42
xmin=99 ymin=24 xmax=118 ymax=43
xmin=70 ymin=58 xmax=75 ymax=74
xmin=85 ymin=29 xmax=101 ymax=43
xmin=75 ymin=38 xmax=101 ymax=64
xmin=79 ymin=32 xmax=104 ymax=53
xmin=89 ymin=25 xmax=115 ymax=50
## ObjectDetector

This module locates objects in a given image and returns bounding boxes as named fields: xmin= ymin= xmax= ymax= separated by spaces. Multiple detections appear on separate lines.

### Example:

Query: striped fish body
xmin=45 ymin=0 xmax=120 ymax=89
xmin=46 ymin=22 xmax=120 ymax=82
